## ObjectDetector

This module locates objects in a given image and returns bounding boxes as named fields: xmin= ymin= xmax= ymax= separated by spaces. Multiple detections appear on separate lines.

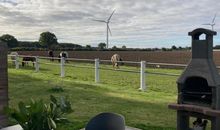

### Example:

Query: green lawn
xmin=8 ymin=59 xmax=182 ymax=130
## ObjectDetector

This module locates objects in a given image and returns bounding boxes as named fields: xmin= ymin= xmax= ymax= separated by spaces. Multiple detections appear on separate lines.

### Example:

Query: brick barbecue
xmin=169 ymin=28 xmax=220 ymax=130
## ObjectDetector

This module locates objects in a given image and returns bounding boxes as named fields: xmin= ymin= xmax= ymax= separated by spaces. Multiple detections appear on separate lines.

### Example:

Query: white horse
xmin=111 ymin=54 xmax=123 ymax=69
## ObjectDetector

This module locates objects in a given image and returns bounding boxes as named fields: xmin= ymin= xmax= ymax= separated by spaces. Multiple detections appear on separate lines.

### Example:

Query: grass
xmin=7 ymin=59 xmax=182 ymax=130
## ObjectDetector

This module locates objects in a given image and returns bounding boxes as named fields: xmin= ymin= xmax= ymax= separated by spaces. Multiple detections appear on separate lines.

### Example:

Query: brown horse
xmin=111 ymin=54 xmax=123 ymax=69
xmin=48 ymin=50 xmax=54 ymax=62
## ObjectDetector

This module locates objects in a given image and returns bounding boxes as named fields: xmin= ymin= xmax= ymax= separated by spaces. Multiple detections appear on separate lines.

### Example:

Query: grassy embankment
xmin=8 ymin=58 xmax=182 ymax=130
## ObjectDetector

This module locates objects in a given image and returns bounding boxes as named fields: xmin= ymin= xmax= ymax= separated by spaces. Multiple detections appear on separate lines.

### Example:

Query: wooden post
xmin=0 ymin=41 xmax=8 ymax=127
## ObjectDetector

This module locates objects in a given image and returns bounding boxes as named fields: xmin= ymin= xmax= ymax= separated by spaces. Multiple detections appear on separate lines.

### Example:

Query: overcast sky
xmin=0 ymin=0 xmax=220 ymax=48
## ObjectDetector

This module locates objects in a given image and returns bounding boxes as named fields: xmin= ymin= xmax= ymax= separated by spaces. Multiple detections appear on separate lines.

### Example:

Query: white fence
xmin=8 ymin=54 xmax=197 ymax=91
xmin=8 ymin=55 xmax=148 ymax=91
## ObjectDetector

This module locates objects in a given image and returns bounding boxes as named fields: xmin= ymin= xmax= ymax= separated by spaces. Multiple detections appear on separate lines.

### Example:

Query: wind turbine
xmin=93 ymin=10 xmax=115 ymax=48
xmin=203 ymin=13 xmax=217 ymax=30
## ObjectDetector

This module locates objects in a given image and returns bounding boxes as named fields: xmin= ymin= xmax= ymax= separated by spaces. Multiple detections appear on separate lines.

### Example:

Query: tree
xmin=122 ymin=45 xmax=126 ymax=49
xmin=39 ymin=32 xmax=58 ymax=48
xmin=0 ymin=34 xmax=18 ymax=48
xmin=98 ymin=43 xmax=106 ymax=50
xmin=86 ymin=45 xmax=91 ymax=49
xmin=112 ymin=46 xmax=117 ymax=50
xmin=162 ymin=47 xmax=167 ymax=51
xmin=178 ymin=46 xmax=183 ymax=50
xmin=171 ymin=45 xmax=177 ymax=50
xmin=214 ymin=45 xmax=220 ymax=49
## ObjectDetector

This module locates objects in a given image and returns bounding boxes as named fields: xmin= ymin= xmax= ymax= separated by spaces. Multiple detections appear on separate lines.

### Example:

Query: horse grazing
xmin=22 ymin=56 xmax=36 ymax=67
xmin=48 ymin=50 xmax=54 ymax=61
xmin=58 ymin=51 xmax=69 ymax=62
xmin=111 ymin=54 xmax=123 ymax=69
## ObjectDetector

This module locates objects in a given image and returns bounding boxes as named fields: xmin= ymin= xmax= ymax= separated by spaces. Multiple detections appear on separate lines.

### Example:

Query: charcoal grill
xmin=169 ymin=28 xmax=220 ymax=130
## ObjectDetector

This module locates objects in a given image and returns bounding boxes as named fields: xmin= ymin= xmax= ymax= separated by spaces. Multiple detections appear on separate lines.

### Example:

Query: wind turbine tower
xmin=93 ymin=10 xmax=115 ymax=48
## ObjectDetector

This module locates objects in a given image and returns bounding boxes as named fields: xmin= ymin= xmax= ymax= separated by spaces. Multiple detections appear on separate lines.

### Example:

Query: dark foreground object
xmin=0 ymin=41 xmax=8 ymax=127
xmin=169 ymin=28 xmax=220 ymax=130
xmin=85 ymin=113 xmax=125 ymax=130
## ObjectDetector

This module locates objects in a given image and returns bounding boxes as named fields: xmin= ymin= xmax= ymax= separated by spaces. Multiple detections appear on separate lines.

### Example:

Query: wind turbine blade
xmin=202 ymin=23 xmax=212 ymax=25
xmin=92 ymin=19 xmax=106 ymax=23
xmin=108 ymin=24 xmax=112 ymax=36
xmin=108 ymin=9 xmax=116 ymax=21
xmin=212 ymin=13 xmax=217 ymax=23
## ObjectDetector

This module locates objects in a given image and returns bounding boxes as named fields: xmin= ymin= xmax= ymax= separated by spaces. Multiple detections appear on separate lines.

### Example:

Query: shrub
xmin=5 ymin=95 xmax=73 ymax=130
xmin=10 ymin=47 xmax=47 ymax=51
xmin=48 ymin=86 xmax=64 ymax=93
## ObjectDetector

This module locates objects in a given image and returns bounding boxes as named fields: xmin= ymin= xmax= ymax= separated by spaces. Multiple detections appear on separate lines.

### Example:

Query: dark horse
xmin=48 ymin=50 xmax=54 ymax=61
xmin=22 ymin=56 xmax=36 ymax=67
xmin=58 ymin=51 xmax=68 ymax=63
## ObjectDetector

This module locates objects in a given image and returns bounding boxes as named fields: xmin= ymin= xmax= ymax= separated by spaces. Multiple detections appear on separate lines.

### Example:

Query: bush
xmin=48 ymin=86 xmax=64 ymax=93
xmin=5 ymin=95 xmax=73 ymax=130
xmin=10 ymin=47 xmax=47 ymax=51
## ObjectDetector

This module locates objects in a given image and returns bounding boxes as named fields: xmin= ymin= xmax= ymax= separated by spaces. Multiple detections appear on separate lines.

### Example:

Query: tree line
xmin=0 ymin=32 xmax=83 ymax=51
xmin=0 ymin=31 xmax=196 ymax=51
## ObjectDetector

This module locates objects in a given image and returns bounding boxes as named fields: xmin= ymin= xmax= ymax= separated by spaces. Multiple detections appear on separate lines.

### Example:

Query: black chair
xmin=85 ymin=113 xmax=125 ymax=130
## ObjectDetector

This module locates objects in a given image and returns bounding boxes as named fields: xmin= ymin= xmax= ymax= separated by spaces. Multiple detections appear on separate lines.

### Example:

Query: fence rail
xmin=147 ymin=62 xmax=187 ymax=67
xmin=8 ymin=54 xmax=191 ymax=91
xmin=100 ymin=59 xmax=140 ymax=64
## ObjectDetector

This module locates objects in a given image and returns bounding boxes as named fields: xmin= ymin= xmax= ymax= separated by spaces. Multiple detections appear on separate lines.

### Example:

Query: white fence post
xmin=15 ymin=54 xmax=19 ymax=69
xmin=35 ymin=56 xmax=39 ymax=72
xmin=95 ymin=58 xmax=100 ymax=83
xmin=140 ymin=61 xmax=146 ymax=91
xmin=60 ymin=57 xmax=65 ymax=77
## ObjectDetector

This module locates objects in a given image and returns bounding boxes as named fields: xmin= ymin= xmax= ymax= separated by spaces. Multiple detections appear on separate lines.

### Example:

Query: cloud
xmin=0 ymin=0 xmax=18 ymax=7
xmin=0 ymin=0 xmax=220 ymax=48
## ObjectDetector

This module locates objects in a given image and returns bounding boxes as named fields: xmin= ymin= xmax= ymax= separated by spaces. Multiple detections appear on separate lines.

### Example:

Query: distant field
xmin=15 ymin=50 xmax=220 ymax=66
xmin=8 ymin=59 xmax=182 ymax=130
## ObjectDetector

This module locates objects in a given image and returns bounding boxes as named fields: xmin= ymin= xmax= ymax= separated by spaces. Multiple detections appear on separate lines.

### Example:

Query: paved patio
xmin=0 ymin=125 xmax=22 ymax=130
xmin=80 ymin=126 xmax=141 ymax=130
xmin=1 ymin=125 xmax=141 ymax=130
